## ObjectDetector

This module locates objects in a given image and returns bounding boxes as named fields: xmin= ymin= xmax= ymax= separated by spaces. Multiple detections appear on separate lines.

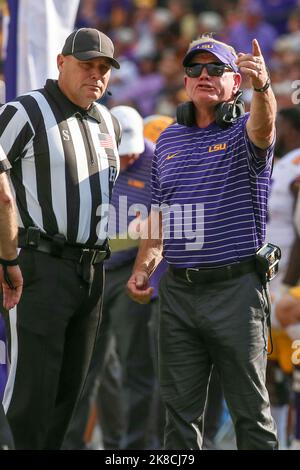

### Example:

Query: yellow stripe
xmin=289 ymin=286 xmax=300 ymax=300
xmin=109 ymin=236 xmax=139 ymax=253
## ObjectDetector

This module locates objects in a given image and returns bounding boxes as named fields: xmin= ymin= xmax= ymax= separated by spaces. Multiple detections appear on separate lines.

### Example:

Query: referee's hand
xmin=126 ymin=271 xmax=153 ymax=304
xmin=0 ymin=265 xmax=23 ymax=310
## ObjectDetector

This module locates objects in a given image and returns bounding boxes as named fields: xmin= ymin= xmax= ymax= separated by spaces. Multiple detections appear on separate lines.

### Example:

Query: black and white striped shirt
xmin=0 ymin=79 xmax=120 ymax=247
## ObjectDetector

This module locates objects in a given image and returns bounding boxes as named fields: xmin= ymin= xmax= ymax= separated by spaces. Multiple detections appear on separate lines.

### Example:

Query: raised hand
xmin=235 ymin=39 xmax=269 ymax=90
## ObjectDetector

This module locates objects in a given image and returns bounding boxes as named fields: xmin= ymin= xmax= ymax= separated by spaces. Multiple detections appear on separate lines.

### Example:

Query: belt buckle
xmin=185 ymin=268 xmax=199 ymax=283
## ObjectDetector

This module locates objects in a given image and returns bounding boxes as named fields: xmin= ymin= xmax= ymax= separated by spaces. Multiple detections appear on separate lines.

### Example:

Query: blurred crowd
xmin=72 ymin=0 xmax=300 ymax=116
xmin=0 ymin=0 xmax=299 ymax=113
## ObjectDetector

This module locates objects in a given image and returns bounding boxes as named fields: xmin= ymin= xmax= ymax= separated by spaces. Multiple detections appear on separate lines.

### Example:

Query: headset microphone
xmin=107 ymin=90 xmax=112 ymax=96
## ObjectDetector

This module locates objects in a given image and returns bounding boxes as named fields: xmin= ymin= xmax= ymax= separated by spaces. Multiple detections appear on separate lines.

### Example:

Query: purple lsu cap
xmin=183 ymin=41 xmax=238 ymax=72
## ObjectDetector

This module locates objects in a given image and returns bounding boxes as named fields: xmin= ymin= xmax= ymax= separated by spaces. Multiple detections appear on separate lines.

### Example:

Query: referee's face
xmin=57 ymin=54 xmax=112 ymax=109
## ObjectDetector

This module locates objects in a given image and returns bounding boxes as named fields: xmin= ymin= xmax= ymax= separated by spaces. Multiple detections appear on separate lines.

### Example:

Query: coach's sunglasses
xmin=185 ymin=62 xmax=234 ymax=78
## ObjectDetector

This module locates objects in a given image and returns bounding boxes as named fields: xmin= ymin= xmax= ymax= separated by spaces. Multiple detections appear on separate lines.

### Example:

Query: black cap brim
xmin=73 ymin=50 xmax=120 ymax=69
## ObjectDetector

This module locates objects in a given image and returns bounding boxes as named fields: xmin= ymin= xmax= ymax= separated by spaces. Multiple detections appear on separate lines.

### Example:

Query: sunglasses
xmin=185 ymin=63 xmax=234 ymax=78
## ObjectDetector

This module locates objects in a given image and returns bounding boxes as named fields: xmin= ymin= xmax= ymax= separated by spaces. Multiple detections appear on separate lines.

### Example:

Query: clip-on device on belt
xmin=255 ymin=243 xmax=281 ymax=284
xmin=255 ymin=243 xmax=281 ymax=355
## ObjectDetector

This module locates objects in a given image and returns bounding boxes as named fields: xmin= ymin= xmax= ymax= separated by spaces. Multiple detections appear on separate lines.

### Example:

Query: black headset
xmin=176 ymin=91 xmax=245 ymax=129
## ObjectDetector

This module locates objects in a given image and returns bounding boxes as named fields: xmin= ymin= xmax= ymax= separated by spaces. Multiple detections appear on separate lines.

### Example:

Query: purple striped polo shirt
xmin=151 ymin=113 xmax=274 ymax=268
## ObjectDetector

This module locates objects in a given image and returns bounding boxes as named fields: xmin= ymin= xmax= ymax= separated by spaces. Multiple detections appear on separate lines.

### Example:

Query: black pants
xmin=0 ymin=404 xmax=14 ymax=449
xmin=64 ymin=262 xmax=156 ymax=449
xmin=2 ymin=248 xmax=104 ymax=449
xmin=159 ymin=269 xmax=278 ymax=450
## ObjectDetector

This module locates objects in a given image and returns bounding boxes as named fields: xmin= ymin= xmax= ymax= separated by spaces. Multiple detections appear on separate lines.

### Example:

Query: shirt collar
xmin=44 ymin=79 xmax=102 ymax=123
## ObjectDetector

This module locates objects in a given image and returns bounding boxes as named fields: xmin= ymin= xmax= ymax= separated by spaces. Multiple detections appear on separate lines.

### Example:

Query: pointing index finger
xmin=252 ymin=38 xmax=261 ymax=57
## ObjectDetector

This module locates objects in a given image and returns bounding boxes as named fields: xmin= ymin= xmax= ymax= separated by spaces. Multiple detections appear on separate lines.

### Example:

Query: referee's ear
xmin=57 ymin=54 xmax=65 ymax=72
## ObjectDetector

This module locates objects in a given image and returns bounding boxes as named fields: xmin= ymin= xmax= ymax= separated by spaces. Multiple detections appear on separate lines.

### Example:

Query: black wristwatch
xmin=0 ymin=257 xmax=18 ymax=290
xmin=253 ymin=77 xmax=271 ymax=93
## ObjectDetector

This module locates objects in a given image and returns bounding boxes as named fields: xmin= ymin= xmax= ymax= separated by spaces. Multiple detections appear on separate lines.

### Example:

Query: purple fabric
xmin=120 ymin=73 xmax=164 ymax=117
xmin=149 ymin=260 xmax=168 ymax=299
xmin=227 ymin=22 xmax=278 ymax=62
xmin=76 ymin=0 xmax=133 ymax=28
xmin=0 ymin=315 xmax=8 ymax=401
xmin=106 ymin=139 xmax=154 ymax=269
xmin=183 ymin=41 xmax=239 ymax=72
xmin=295 ymin=365 xmax=300 ymax=439
xmin=4 ymin=0 xmax=18 ymax=102
xmin=96 ymin=0 xmax=132 ymax=17
xmin=151 ymin=114 xmax=274 ymax=268
xmin=106 ymin=138 xmax=167 ymax=299
xmin=258 ymin=0 xmax=298 ymax=35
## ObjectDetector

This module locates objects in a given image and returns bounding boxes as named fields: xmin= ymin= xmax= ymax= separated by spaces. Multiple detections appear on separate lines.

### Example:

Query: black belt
xmin=18 ymin=228 xmax=108 ymax=264
xmin=170 ymin=259 xmax=256 ymax=284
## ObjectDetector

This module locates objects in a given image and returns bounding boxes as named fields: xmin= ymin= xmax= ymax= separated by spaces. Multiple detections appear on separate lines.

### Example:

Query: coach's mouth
xmin=196 ymin=84 xmax=215 ymax=91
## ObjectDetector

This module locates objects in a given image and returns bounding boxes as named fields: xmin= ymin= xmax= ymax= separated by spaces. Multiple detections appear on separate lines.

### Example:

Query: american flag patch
xmin=99 ymin=133 xmax=114 ymax=149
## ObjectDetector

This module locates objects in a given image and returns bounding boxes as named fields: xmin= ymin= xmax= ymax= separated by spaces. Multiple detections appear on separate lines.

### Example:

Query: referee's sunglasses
xmin=185 ymin=62 xmax=234 ymax=78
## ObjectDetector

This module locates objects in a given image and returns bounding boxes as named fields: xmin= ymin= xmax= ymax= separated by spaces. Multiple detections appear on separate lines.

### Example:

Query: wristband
xmin=253 ymin=78 xmax=271 ymax=93
xmin=0 ymin=257 xmax=19 ymax=266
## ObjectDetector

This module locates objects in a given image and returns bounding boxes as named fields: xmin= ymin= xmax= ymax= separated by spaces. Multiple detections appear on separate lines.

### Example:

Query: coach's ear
xmin=232 ymin=72 xmax=242 ymax=96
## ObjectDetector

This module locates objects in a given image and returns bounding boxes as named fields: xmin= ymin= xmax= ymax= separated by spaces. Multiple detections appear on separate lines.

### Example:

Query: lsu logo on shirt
xmin=208 ymin=143 xmax=227 ymax=153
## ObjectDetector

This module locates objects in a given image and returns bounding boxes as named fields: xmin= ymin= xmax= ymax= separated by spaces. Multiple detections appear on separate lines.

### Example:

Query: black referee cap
xmin=62 ymin=28 xmax=120 ymax=69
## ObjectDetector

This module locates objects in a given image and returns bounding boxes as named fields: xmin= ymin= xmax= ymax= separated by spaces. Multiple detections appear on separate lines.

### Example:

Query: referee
xmin=0 ymin=28 xmax=121 ymax=449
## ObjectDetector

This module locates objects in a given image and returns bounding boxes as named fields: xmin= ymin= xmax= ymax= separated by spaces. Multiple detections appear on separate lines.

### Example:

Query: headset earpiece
xmin=176 ymin=91 xmax=245 ymax=129
xmin=176 ymin=101 xmax=196 ymax=127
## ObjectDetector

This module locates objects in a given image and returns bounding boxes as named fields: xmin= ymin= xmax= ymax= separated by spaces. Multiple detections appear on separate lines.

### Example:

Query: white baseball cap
xmin=110 ymin=106 xmax=145 ymax=156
